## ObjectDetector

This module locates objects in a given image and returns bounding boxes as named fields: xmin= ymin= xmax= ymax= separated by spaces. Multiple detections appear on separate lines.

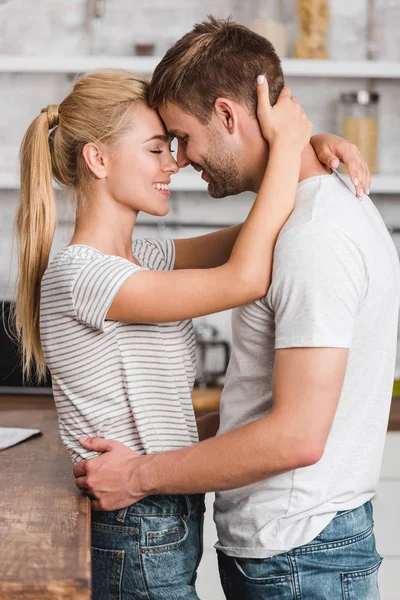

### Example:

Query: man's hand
xmin=73 ymin=436 xmax=147 ymax=511
xmin=310 ymin=133 xmax=371 ymax=199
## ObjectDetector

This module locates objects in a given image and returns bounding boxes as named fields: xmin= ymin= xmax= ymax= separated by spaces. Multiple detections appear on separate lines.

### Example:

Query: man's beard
xmin=201 ymin=132 xmax=244 ymax=198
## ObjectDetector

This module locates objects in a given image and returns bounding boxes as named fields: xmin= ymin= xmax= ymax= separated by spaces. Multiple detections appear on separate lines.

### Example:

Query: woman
xmin=15 ymin=69 xmax=366 ymax=600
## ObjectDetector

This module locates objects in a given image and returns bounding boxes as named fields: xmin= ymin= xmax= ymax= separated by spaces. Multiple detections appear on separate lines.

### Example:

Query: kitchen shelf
xmin=0 ymin=56 xmax=400 ymax=79
xmin=1 ymin=171 xmax=400 ymax=194
xmin=283 ymin=59 xmax=400 ymax=79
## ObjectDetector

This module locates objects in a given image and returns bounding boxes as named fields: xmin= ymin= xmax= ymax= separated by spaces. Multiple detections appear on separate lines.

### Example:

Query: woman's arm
xmin=174 ymin=224 xmax=242 ymax=270
xmin=107 ymin=78 xmax=312 ymax=324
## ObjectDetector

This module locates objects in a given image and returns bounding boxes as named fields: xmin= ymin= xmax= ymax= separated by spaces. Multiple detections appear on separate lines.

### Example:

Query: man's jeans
xmin=91 ymin=493 xmax=205 ymax=600
xmin=218 ymin=501 xmax=382 ymax=600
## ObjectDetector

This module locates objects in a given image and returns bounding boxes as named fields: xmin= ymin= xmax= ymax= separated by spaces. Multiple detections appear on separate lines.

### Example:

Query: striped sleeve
xmin=72 ymin=255 xmax=143 ymax=331
xmin=132 ymin=238 xmax=176 ymax=271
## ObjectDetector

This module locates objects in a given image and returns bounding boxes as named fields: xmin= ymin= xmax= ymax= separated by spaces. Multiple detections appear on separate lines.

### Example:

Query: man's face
xmin=158 ymin=102 xmax=244 ymax=198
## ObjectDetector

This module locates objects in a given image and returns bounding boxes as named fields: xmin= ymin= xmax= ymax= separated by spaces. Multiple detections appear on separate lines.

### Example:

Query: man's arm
xmin=74 ymin=346 xmax=348 ymax=509
xmin=137 ymin=347 xmax=348 ymax=495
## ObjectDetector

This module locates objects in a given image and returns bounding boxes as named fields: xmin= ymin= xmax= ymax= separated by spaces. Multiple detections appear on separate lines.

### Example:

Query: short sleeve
xmin=267 ymin=223 xmax=368 ymax=349
xmin=72 ymin=255 xmax=143 ymax=331
xmin=132 ymin=238 xmax=176 ymax=271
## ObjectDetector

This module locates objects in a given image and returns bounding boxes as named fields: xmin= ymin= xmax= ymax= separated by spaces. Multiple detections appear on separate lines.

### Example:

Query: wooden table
xmin=193 ymin=388 xmax=400 ymax=431
xmin=0 ymin=395 xmax=91 ymax=599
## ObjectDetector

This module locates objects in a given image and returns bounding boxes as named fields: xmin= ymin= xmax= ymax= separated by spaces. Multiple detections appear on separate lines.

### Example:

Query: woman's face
xmin=105 ymin=103 xmax=178 ymax=217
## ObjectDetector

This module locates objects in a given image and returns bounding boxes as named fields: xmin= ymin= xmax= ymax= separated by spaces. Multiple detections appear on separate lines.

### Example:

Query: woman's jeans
xmin=218 ymin=501 xmax=382 ymax=600
xmin=91 ymin=493 xmax=205 ymax=600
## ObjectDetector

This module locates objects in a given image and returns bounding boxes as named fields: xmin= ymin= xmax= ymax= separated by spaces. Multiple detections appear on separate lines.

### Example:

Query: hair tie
xmin=41 ymin=104 xmax=59 ymax=129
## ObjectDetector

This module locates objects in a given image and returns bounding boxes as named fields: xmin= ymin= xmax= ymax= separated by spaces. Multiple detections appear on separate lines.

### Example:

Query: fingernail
xmin=257 ymin=75 xmax=265 ymax=85
xmin=367 ymin=188 xmax=370 ymax=195
xmin=354 ymin=178 xmax=359 ymax=186
xmin=331 ymin=159 xmax=339 ymax=168
xmin=79 ymin=436 xmax=89 ymax=443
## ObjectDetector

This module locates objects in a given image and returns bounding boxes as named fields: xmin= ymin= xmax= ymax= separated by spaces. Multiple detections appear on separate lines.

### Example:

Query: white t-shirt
xmin=214 ymin=171 xmax=400 ymax=558
xmin=40 ymin=238 xmax=198 ymax=464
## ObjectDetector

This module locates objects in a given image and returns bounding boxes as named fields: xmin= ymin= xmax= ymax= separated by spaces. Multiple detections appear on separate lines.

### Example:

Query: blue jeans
xmin=217 ymin=501 xmax=382 ymax=600
xmin=91 ymin=493 xmax=205 ymax=600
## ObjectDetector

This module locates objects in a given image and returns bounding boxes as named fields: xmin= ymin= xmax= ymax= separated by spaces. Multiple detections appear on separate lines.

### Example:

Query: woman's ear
xmin=82 ymin=143 xmax=108 ymax=179
xmin=213 ymin=98 xmax=238 ymax=135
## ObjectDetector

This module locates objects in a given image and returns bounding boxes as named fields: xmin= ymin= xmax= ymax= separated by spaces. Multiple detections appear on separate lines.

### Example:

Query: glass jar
xmin=294 ymin=0 xmax=329 ymax=59
xmin=338 ymin=91 xmax=379 ymax=174
xmin=247 ymin=0 xmax=287 ymax=58
xmin=376 ymin=0 xmax=400 ymax=61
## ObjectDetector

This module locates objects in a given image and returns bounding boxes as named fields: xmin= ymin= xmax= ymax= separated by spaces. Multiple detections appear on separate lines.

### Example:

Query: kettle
xmin=194 ymin=323 xmax=230 ymax=388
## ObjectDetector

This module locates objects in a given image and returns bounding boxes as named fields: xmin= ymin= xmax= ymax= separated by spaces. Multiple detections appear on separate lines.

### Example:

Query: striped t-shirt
xmin=40 ymin=238 xmax=198 ymax=464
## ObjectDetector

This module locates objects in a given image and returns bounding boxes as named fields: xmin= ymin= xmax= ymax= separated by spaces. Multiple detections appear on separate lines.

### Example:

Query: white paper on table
xmin=0 ymin=427 xmax=42 ymax=451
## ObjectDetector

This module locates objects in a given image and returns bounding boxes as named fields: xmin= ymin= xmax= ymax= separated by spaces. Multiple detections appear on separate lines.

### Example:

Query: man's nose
xmin=177 ymin=142 xmax=190 ymax=169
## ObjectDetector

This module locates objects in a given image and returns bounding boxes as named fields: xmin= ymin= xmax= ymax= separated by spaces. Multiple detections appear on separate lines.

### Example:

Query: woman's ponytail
xmin=15 ymin=105 xmax=58 ymax=381
xmin=13 ymin=70 xmax=149 ymax=381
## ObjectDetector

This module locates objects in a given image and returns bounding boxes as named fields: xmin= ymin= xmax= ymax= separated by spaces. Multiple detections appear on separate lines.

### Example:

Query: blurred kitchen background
xmin=1 ymin=1 xmax=400 ymax=598
xmin=1 ymin=0 xmax=400 ymax=390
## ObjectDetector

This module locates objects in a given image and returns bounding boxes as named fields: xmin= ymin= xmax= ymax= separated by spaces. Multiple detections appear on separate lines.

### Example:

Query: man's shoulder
xmin=276 ymin=215 xmax=347 ymax=247
xmin=276 ymin=175 xmax=364 ymax=257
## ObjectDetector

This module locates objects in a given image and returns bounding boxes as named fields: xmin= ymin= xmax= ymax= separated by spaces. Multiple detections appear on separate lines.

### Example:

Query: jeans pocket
xmin=139 ymin=512 xmax=201 ymax=600
xmin=140 ymin=515 xmax=189 ymax=553
xmin=91 ymin=546 xmax=125 ymax=600
xmin=233 ymin=556 xmax=294 ymax=585
xmin=341 ymin=559 xmax=383 ymax=600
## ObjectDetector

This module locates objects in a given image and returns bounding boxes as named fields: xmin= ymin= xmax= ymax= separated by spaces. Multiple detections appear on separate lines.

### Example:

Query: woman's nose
xmin=164 ymin=156 xmax=179 ymax=174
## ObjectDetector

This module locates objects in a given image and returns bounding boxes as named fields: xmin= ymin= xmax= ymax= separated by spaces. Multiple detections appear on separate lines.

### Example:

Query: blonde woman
xmin=15 ymin=69 xmax=364 ymax=600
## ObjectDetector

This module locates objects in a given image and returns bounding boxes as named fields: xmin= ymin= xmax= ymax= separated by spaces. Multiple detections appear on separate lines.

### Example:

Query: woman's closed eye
xmin=150 ymin=145 xmax=176 ymax=154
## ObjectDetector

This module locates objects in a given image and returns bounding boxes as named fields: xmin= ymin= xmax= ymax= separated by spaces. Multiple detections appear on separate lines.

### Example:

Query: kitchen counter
xmin=192 ymin=388 xmax=400 ymax=431
xmin=192 ymin=386 xmax=223 ymax=413
xmin=0 ymin=394 xmax=91 ymax=599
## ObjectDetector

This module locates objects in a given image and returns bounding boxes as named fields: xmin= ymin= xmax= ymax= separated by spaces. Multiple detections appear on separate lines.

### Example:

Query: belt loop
xmin=184 ymin=495 xmax=191 ymax=519
xmin=115 ymin=507 xmax=128 ymax=523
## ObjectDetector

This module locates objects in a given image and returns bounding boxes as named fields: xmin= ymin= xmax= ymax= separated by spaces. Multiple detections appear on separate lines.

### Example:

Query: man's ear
xmin=213 ymin=98 xmax=239 ymax=135
xmin=82 ymin=143 xmax=108 ymax=179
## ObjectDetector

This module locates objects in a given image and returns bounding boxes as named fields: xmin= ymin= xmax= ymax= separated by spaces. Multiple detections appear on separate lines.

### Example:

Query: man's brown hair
xmin=149 ymin=16 xmax=285 ymax=124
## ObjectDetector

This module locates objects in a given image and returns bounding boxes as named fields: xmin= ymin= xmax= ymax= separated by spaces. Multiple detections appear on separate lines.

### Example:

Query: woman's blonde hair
xmin=15 ymin=69 xmax=149 ymax=381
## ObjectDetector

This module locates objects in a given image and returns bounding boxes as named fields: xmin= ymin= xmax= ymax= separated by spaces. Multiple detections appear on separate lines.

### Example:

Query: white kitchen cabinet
xmin=379 ymin=433 xmax=400 ymax=479
xmin=373 ymin=480 xmax=400 ymax=556
xmin=196 ymin=493 xmax=225 ymax=600
xmin=374 ymin=432 xmax=400 ymax=599
xmin=378 ymin=558 xmax=400 ymax=600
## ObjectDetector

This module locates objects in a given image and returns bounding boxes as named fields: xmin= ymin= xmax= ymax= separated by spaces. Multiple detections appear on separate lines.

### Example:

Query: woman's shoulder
xmin=42 ymin=245 xmax=105 ymax=285
xmin=54 ymin=244 xmax=104 ymax=262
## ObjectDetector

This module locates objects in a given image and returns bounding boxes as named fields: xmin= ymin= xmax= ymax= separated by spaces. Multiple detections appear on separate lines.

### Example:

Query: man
xmin=74 ymin=17 xmax=399 ymax=598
